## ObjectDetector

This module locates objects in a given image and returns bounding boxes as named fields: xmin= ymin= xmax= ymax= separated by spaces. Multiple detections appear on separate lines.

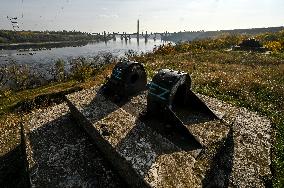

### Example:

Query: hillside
xmin=163 ymin=26 xmax=284 ymax=42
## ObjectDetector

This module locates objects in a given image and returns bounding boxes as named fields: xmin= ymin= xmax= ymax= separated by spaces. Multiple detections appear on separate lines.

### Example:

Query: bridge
xmin=93 ymin=31 xmax=172 ymax=42
xmin=92 ymin=20 xmax=172 ymax=42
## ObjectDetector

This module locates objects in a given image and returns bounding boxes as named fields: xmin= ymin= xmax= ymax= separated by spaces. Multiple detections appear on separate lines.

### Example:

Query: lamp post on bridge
xmin=137 ymin=19 xmax=139 ymax=41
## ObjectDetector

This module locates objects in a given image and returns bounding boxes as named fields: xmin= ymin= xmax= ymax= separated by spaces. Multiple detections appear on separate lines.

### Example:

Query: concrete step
xmin=66 ymin=87 xmax=231 ymax=187
xmin=22 ymin=103 xmax=127 ymax=187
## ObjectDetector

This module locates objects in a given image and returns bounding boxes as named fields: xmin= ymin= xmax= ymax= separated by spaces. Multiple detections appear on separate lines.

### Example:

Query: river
xmin=0 ymin=38 xmax=167 ymax=65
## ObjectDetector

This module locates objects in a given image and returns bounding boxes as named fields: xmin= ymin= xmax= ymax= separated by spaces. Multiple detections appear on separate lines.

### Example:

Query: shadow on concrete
xmin=202 ymin=128 xmax=234 ymax=188
xmin=27 ymin=113 xmax=127 ymax=188
xmin=0 ymin=144 xmax=30 ymax=188
xmin=93 ymin=88 xmax=206 ymax=152
xmin=140 ymin=114 xmax=203 ymax=152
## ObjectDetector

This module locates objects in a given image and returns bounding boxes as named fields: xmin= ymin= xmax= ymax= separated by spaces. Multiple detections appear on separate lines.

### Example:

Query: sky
xmin=0 ymin=0 xmax=283 ymax=33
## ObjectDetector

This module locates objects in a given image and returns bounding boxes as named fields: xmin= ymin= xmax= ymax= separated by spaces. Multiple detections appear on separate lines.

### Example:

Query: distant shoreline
xmin=0 ymin=40 xmax=104 ymax=50
xmin=0 ymin=30 xmax=115 ymax=50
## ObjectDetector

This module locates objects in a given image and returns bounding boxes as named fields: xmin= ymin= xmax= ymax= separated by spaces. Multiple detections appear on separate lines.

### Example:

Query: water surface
xmin=0 ymin=38 xmax=166 ymax=65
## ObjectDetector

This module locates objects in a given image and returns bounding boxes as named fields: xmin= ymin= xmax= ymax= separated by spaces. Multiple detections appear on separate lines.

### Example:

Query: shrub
xmin=70 ymin=58 xmax=94 ymax=82
xmin=54 ymin=59 xmax=65 ymax=82
xmin=8 ymin=64 xmax=31 ymax=91
xmin=153 ymin=43 xmax=176 ymax=55
xmin=265 ymin=41 xmax=283 ymax=52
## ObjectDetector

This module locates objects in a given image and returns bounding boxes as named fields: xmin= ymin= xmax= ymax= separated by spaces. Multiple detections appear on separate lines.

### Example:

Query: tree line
xmin=0 ymin=30 xmax=104 ymax=44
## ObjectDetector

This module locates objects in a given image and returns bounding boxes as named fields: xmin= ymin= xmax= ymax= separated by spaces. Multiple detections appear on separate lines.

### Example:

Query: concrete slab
xmin=22 ymin=103 xmax=127 ymax=188
xmin=66 ymin=87 xmax=231 ymax=187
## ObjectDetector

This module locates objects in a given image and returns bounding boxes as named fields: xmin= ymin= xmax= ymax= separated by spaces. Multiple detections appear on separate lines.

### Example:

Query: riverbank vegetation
xmin=1 ymin=30 xmax=284 ymax=187
xmin=0 ymin=52 xmax=116 ymax=114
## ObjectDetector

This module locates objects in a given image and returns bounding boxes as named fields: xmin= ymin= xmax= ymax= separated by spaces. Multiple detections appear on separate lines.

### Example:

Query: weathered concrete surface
xmin=198 ymin=94 xmax=272 ymax=187
xmin=23 ymin=103 xmax=127 ymax=188
xmin=66 ymin=87 xmax=236 ymax=187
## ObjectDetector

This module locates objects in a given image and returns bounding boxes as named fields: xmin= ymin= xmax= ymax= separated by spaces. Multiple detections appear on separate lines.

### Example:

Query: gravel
xmin=0 ymin=114 xmax=21 ymax=156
